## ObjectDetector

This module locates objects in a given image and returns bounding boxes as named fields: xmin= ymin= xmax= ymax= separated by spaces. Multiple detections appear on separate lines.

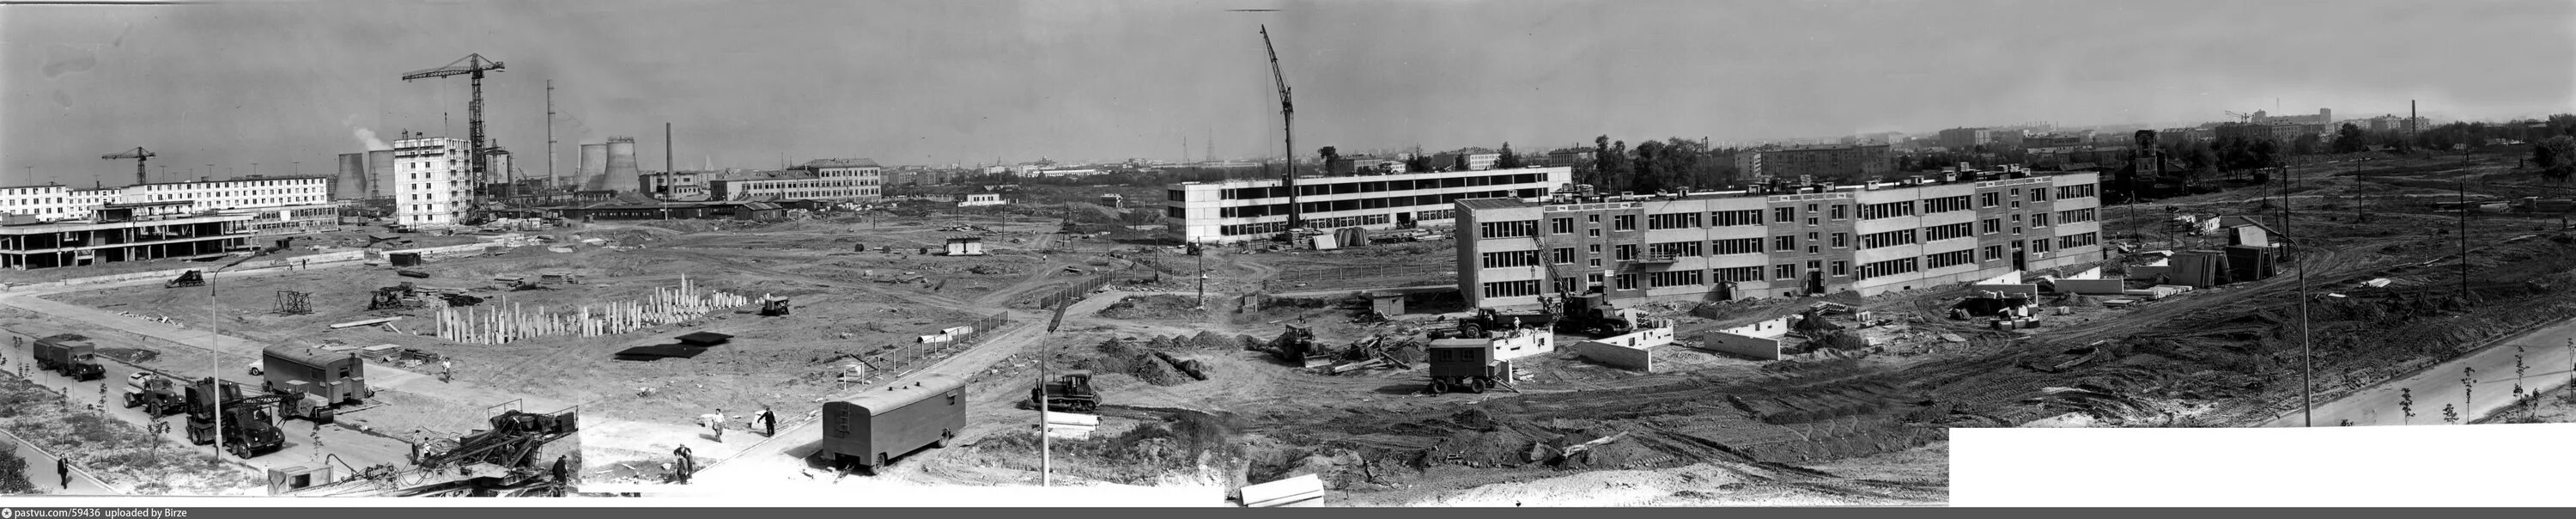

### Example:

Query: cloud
xmin=344 ymin=114 xmax=391 ymax=151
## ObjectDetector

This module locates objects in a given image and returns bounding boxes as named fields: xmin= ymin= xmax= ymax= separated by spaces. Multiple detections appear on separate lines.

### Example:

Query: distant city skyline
xmin=4 ymin=0 xmax=2570 ymax=186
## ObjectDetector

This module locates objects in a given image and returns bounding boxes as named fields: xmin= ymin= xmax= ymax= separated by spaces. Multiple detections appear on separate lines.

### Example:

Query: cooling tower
xmin=487 ymin=150 xmax=513 ymax=193
xmin=367 ymin=150 xmax=396 ymax=198
xmin=336 ymin=153 xmax=368 ymax=200
xmin=604 ymin=137 xmax=640 ymax=192
xmin=577 ymin=143 xmax=608 ymax=191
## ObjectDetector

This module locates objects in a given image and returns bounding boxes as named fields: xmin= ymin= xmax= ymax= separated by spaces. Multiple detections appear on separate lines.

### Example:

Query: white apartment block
xmin=3 ymin=177 xmax=333 ymax=235
xmin=1163 ymin=166 xmax=1574 ymax=244
xmin=392 ymin=137 xmax=476 ymax=227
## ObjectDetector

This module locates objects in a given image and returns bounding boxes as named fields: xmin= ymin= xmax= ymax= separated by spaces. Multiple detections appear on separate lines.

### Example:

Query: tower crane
xmin=102 ymin=147 xmax=155 ymax=186
xmin=402 ymin=53 xmax=505 ymax=212
xmin=1261 ymin=25 xmax=1301 ymax=234
xmin=2225 ymin=111 xmax=2254 ymax=124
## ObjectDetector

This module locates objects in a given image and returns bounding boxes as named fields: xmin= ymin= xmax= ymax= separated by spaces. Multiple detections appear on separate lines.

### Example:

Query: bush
xmin=0 ymin=440 xmax=36 ymax=494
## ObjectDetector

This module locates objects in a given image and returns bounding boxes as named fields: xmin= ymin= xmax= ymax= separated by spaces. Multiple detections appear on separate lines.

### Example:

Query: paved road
xmin=2 ymin=429 xmax=115 ymax=495
xmin=683 ymin=290 xmax=1131 ymax=486
xmin=2259 ymin=316 xmax=2576 ymax=427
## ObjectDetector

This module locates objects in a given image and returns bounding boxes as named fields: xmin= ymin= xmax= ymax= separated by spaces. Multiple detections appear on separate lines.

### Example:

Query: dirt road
xmin=2 ymin=428 xmax=117 ymax=495
xmin=2257 ymin=315 xmax=2576 ymax=427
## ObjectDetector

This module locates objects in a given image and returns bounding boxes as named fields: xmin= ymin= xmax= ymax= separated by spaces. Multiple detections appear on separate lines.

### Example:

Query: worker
xmin=440 ymin=360 xmax=454 ymax=382
xmin=551 ymin=455 xmax=568 ymax=484
xmin=758 ymin=406 xmax=776 ymax=437
xmin=58 ymin=457 xmax=71 ymax=489
xmin=410 ymin=429 xmax=426 ymax=464
xmin=710 ymin=408 xmax=726 ymax=443
xmin=672 ymin=445 xmax=694 ymax=485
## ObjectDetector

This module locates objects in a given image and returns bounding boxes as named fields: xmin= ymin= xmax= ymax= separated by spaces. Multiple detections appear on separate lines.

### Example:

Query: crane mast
xmin=102 ymin=147 xmax=155 ymax=186
xmin=1262 ymin=25 xmax=1300 ymax=235
xmin=402 ymin=54 xmax=505 ymax=215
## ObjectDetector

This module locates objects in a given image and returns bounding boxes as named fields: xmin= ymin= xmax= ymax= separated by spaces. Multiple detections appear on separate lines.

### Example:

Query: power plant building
xmin=1454 ymin=167 xmax=2103 ymax=308
xmin=1161 ymin=166 xmax=1574 ymax=244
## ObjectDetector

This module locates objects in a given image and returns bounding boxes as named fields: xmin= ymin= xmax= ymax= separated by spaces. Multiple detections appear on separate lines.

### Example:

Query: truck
xmin=1553 ymin=293 xmax=1637 ymax=339
xmin=260 ymin=345 xmax=375 ymax=423
xmin=32 ymin=334 xmax=107 ymax=382
xmin=1029 ymin=371 xmax=1099 ymax=413
xmin=820 ymin=374 xmax=965 ymax=475
xmin=1423 ymin=338 xmax=1512 ymax=394
xmin=122 ymin=371 xmax=186 ymax=417
xmin=183 ymin=377 xmax=288 ymax=458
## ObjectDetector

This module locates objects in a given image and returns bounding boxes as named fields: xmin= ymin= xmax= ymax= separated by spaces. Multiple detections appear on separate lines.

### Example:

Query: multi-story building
xmin=1735 ymin=144 xmax=1893 ymax=180
xmin=708 ymin=161 xmax=884 ymax=201
xmin=1938 ymin=127 xmax=1995 ymax=150
xmin=1163 ymin=166 xmax=1573 ymax=244
xmin=798 ymin=158 xmax=884 ymax=198
xmin=392 ymin=137 xmax=476 ymax=228
xmin=1455 ymin=167 xmax=2103 ymax=308
xmin=2 ymin=176 xmax=333 ymax=235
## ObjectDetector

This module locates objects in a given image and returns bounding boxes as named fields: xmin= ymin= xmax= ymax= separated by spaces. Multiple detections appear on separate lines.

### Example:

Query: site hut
xmin=261 ymin=344 xmax=372 ymax=410
xmin=820 ymin=374 xmax=966 ymax=476
xmin=1162 ymin=165 xmax=1574 ymax=244
xmin=945 ymin=236 xmax=985 ymax=256
xmin=1455 ymin=166 xmax=2103 ymax=310
xmin=955 ymin=192 xmax=1005 ymax=207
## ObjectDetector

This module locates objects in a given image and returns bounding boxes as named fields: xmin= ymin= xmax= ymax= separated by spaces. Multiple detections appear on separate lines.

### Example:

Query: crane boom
xmin=1261 ymin=25 xmax=1300 ymax=233
xmin=102 ymin=147 xmax=155 ymax=186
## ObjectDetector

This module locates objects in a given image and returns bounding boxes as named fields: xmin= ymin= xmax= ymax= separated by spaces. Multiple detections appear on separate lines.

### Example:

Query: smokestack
xmin=665 ymin=122 xmax=673 ymax=174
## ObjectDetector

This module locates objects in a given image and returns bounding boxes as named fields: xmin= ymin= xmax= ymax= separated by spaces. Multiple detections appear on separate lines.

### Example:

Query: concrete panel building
xmin=392 ymin=137 xmax=476 ymax=228
xmin=1456 ymin=167 xmax=2103 ymax=308
xmin=1162 ymin=166 xmax=1573 ymax=244
xmin=1735 ymin=144 xmax=1894 ymax=180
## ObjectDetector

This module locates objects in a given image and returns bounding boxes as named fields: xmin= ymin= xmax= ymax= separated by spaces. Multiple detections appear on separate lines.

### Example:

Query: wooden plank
xmin=330 ymin=316 xmax=404 ymax=329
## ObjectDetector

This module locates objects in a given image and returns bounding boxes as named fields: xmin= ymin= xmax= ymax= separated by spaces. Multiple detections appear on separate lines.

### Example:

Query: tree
xmin=2533 ymin=136 xmax=2576 ymax=181
xmin=2293 ymin=133 xmax=2323 ymax=156
xmin=1497 ymin=143 xmax=1524 ymax=169
xmin=2333 ymin=124 xmax=2369 ymax=154
xmin=2441 ymin=403 xmax=2458 ymax=424
xmin=1315 ymin=146 xmax=1340 ymax=174
xmin=2399 ymin=388 xmax=2415 ymax=425
xmin=1592 ymin=136 xmax=1614 ymax=188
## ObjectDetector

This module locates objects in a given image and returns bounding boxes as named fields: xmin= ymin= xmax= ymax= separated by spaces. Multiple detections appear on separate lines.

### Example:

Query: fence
xmin=1273 ymin=265 xmax=1455 ymax=292
xmin=1034 ymin=274 xmax=1117 ymax=310
xmin=851 ymin=312 xmax=1011 ymax=382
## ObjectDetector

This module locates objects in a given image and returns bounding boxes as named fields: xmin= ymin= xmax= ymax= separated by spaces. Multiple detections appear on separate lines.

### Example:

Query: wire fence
xmin=850 ymin=312 xmax=1012 ymax=383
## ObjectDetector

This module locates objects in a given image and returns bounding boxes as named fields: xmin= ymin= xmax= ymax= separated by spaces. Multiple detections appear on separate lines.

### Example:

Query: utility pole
xmin=2295 ymin=156 xmax=2312 ymax=428
xmin=2460 ymin=169 xmax=2469 ymax=301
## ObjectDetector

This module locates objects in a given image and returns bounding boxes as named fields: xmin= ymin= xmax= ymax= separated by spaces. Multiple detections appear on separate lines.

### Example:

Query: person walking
xmin=440 ymin=360 xmax=454 ymax=382
xmin=710 ymin=408 xmax=726 ymax=443
xmin=758 ymin=406 xmax=777 ymax=437
xmin=58 ymin=457 xmax=72 ymax=489
xmin=672 ymin=445 xmax=694 ymax=485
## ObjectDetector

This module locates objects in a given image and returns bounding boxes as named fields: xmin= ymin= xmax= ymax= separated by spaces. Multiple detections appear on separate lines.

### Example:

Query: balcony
xmin=1637 ymin=253 xmax=1679 ymax=264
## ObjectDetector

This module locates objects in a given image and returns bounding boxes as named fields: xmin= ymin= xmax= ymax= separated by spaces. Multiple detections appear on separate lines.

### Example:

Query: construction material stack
xmin=32 ymin=334 xmax=106 ymax=382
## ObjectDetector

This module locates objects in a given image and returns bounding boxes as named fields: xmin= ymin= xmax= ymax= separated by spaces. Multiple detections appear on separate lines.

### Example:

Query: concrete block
xmin=2054 ymin=278 xmax=2128 ymax=295
xmin=1696 ymin=331 xmax=1781 ymax=360
xmin=1573 ymin=340 xmax=1653 ymax=371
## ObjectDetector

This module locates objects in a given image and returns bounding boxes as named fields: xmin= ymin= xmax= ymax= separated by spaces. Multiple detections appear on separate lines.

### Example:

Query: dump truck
xmin=1424 ymin=338 xmax=1511 ymax=394
xmin=184 ymin=377 xmax=289 ymax=458
xmin=1029 ymin=371 xmax=1099 ymax=413
xmin=821 ymin=374 xmax=966 ymax=476
xmin=260 ymin=345 xmax=375 ymax=423
xmin=122 ymin=371 xmax=186 ymax=417
xmin=32 ymin=334 xmax=106 ymax=382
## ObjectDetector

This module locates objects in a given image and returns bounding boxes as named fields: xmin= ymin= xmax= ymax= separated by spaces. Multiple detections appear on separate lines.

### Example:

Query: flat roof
xmin=1171 ymin=165 xmax=1569 ymax=188
xmin=1455 ymin=168 xmax=2097 ymax=210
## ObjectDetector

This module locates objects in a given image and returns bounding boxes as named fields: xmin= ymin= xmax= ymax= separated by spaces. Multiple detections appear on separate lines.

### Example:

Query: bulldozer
xmin=760 ymin=296 xmax=792 ymax=317
xmin=167 ymin=270 xmax=206 ymax=289
xmin=1265 ymin=325 xmax=1334 ymax=368
xmin=1029 ymin=371 xmax=1100 ymax=413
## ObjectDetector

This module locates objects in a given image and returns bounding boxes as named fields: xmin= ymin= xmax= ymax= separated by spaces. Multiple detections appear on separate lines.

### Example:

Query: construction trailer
xmin=1029 ymin=370 xmax=1100 ymax=413
xmin=32 ymin=334 xmax=107 ymax=382
xmin=261 ymin=345 xmax=376 ymax=423
xmin=820 ymin=374 xmax=966 ymax=475
xmin=182 ymin=378 xmax=289 ymax=458
xmin=1424 ymin=338 xmax=1513 ymax=394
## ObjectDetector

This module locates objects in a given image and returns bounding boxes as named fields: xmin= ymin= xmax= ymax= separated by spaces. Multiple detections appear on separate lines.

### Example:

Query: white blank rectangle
xmin=1954 ymin=424 xmax=2576 ymax=506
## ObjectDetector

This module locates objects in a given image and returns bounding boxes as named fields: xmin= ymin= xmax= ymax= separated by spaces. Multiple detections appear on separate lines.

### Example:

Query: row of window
xmin=1212 ymin=189 xmax=1535 ymax=218
xmin=1212 ymin=173 xmax=1549 ymax=200
xmin=1924 ymin=222 xmax=1974 ymax=241
xmin=1860 ymin=229 xmax=1918 ymax=249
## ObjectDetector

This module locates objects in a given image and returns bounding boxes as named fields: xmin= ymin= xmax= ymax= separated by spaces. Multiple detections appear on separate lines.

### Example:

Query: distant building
xmin=1735 ymin=144 xmax=1894 ymax=180
xmin=556 ymin=200 xmax=784 ymax=221
xmin=702 ymin=158 xmax=883 ymax=201
xmin=1938 ymin=128 xmax=1995 ymax=150
xmin=1163 ymin=166 xmax=1573 ymax=244
xmin=957 ymin=192 xmax=1005 ymax=207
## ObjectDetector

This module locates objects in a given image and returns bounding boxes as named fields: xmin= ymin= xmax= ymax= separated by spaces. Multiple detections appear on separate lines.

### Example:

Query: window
xmin=1551 ymin=247 xmax=1575 ymax=265
xmin=2030 ymin=188 xmax=2050 ymax=202
xmin=1924 ymin=195 xmax=1972 ymax=213
xmin=1776 ymin=264 xmax=1797 ymax=279
xmin=2058 ymin=231 xmax=2099 ymax=249
xmin=1649 ymin=241 xmax=1703 ymax=257
xmin=1857 ymin=258 xmax=1921 ymax=280
xmin=1715 ymin=266 xmax=1764 ymax=283
xmin=1647 ymin=212 xmax=1702 ymax=229
xmin=1980 ymin=218 xmax=2000 ymax=235
xmin=1925 ymin=249 xmax=1975 ymax=269
xmin=1984 ymin=245 xmax=2003 ymax=261
xmin=1712 ymin=210 xmax=1763 ymax=226
xmin=1773 ymin=235 xmax=1797 ymax=252
xmin=1479 ymin=220 xmax=1538 ymax=239
xmin=1831 ymin=205 xmax=1848 ymax=220
xmin=1481 ymin=251 xmax=1540 ymax=269
xmin=1831 ymin=260 xmax=1848 ymax=277
xmin=1860 ymin=201 xmax=1917 ymax=219
xmin=1714 ymin=238 xmax=1764 ymax=254
xmin=1923 ymin=223 xmax=1974 ymax=241
xmin=1859 ymin=229 xmax=1920 ymax=249
xmin=2032 ymin=238 xmax=2054 ymax=253
xmin=1614 ymin=244 xmax=1639 ymax=261
xmin=1648 ymin=270 xmax=1704 ymax=288
xmin=1831 ymin=232 xmax=1849 ymax=248
xmin=1588 ymin=214 xmax=1601 ymax=223
xmin=1482 ymin=280 xmax=1542 ymax=298
xmin=2055 ymin=183 xmax=2098 ymax=199
xmin=1615 ymin=273 xmax=1638 ymax=290
xmin=1773 ymin=206 xmax=1795 ymax=223
xmin=2032 ymin=213 xmax=2050 ymax=228
xmin=1980 ymin=192 xmax=2000 ymax=207
xmin=1552 ymin=217 xmax=1575 ymax=234
xmin=2057 ymin=208 xmax=2098 ymax=223
xmin=1613 ymin=215 xmax=1637 ymax=231
xmin=1589 ymin=273 xmax=1604 ymax=286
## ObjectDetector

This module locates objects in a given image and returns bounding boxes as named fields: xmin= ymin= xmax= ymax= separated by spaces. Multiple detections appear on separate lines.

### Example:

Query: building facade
xmin=701 ymin=158 xmax=884 ymax=201
xmin=1736 ymin=144 xmax=1894 ymax=180
xmin=2 ymin=176 xmax=333 ymax=235
xmin=392 ymin=137 xmax=476 ymax=228
xmin=1938 ymin=127 xmax=1995 ymax=150
xmin=1455 ymin=168 xmax=2104 ymax=308
xmin=1163 ymin=166 xmax=1573 ymax=244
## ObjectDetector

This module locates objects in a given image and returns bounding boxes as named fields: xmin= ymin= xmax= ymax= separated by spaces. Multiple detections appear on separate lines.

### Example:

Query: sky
xmin=3 ymin=0 xmax=2572 ymax=187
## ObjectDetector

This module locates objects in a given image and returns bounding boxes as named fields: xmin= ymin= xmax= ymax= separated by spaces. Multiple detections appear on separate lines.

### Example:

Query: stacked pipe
xmin=434 ymin=274 xmax=753 ymax=344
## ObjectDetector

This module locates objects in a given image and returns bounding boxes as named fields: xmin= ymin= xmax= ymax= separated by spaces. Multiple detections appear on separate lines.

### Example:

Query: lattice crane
xmin=102 ymin=147 xmax=155 ymax=186
xmin=402 ymin=53 xmax=505 ymax=210
xmin=1261 ymin=25 xmax=1301 ymax=231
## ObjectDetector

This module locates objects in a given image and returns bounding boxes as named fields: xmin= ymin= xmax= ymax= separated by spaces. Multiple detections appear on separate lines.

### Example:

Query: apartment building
xmin=392 ymin=137 xmax=477 ymax=227
xmin=703 ymin=158 xmax=884 ymax=201
xmin=2 ymin=176 xmax=335 ymax=238
xmin=1735 ymin=144 xmax=1894 ymax=180
xmin=1163 ymin=166 xmax=1573 ymax=244
xmin=1456 ymin=167 xmax=2103 ymax=308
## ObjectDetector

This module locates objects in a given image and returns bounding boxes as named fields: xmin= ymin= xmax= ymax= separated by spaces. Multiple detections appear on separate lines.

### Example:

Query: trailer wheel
xmin=933 ymin=430 xmax=952 ymax=449
xmin=1465 ymin=378 xmax=1487 ymax=394
xmin=1427 ymin=380 xmax=1450 ymax=394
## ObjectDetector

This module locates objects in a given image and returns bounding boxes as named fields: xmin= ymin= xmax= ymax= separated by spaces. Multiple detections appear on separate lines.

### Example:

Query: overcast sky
xmin=4 ymin=0 xmax=2571 ymax=187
